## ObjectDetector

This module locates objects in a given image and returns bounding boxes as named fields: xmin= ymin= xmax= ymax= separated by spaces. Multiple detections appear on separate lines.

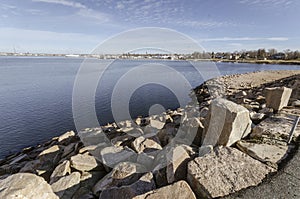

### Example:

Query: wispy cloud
xmin=174 ymin=20 xmax=236 ymax=29
xmin=32 ymin=0 xmax=86 ymax=9
xmin=200 ymin=37 xmax=289 ymax=42
xmin=239 ymin=0 xmax=293 ymax=7
xmin=32 ymin=0 xmax=110 ymax=22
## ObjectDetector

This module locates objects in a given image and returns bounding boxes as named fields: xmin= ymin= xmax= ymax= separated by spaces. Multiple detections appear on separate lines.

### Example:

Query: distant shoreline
xmin=1 ymin=54 xmax=300 ymax=65
xmin=192 ymin=58 xmax=300 ymax=65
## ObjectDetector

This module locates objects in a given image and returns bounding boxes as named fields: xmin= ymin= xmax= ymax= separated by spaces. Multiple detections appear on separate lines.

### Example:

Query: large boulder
xmin=202 ymin=98 xmax=252 ymax=147
xmin=133 ymin=180 xmax=196 ymax=199
xmin=187 ymin=146 xmax=275 ymax=198
xmin=51 ymin=172 xmax=81 ymax=199
xmin=237 ymin=140 xmax=288 ymax=164
xmin=99 ymin=172 xmax=155 ymax=199
xmin=131 ymin=136 xmax=162 ymax=153
xmin=166 ymin=145 xmax=191 ymax=183
xmin=0 ymin=173 xmax=58 ymax=199
xmin=181 ymin=117 xmax=204 ymax=146
xmin=57 ymin=131 xmax=76 ymax=143
xmin=50 ymin=160 xmax=71 ymax=184
xmin=99 ymin=146 xmax=137 ymax=169
xmin=93 ymin=162 xmax=145 ymax=195
xmin=149 ymin=115 xmax=167 ymax=130
xmin=265 ymin=87 xmax=292 ymax=111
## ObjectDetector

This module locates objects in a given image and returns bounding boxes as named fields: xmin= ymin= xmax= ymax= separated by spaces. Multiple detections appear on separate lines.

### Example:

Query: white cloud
xmin=32 ymin=0 xmax=86 ymax=9
xmin=267 ymin=37 xmax=289 ymax=41
xmin=32 ymin=0 xmax=110 ymax=22
xmin=239 ymin=0 xmax=293 ymax=7
xmin=200 ymin=37 xmax=289 ymax=42
xmin=77 ymin=8 xmax=110 ymax=22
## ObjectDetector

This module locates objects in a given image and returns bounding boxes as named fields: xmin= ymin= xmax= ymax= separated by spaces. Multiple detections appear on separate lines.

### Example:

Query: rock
xmin=19 ymin=159 xmax=41 ymax=174
xmin=99 ymin=172 xmax=156 ymax=199
xmin=99 ymin=146 xmax=137 ymax=169
xmin=133 ymin=180 xmax=196 ymax=199
xmin=136 ymin=153 xmax=155 ymax=168
xmin=149 ymin=115 xmax=166 ymax=129
xmin=292 ymin=100 xmax=300 ymax=107
xmin=20 ymin=158 xmax=55 ymax=179
xmin=51 ymin=172 xmax=81 ymax=198
xmin=61 ymin=143 xmax=77 ymax=158
xmin=50 ymin=160 xmax=71 ymax=184
xmin=199 ymin=107 xmax=209 ymax=118
xmin=256 ymin=95 xmax=265 ymax=103
xmin=79 ymin=145 xmax=98 ymax=154
xmin=290 ymin=79 xmax=300 ymax=99
xmin=118 ymin=127 xmax=144 ymax=137
xmin=8 ymin=154 xmax=29 ymax=165
xmin=250 ymin=112 xmax=266 ymax=124
xmin=80 ymin=171 xmax=107 ymax=189
xmin=111 ymin=134 xmax=135 ymax=147
xmin=72 ymin=187 xmax=94 ymax=199
xmin=93 ymin=162 xmax=145 ymax=195
xmin=198 ymin=145 xmax=213 ymax=157
xmin=131 ymin=136 xmax=162 ymax=153
xmin=237 ymin=141 xmax=288 ymax=164
xmin=181 ymin=117 xmax=204 ymax=146
xmin=79 ymin=128 xmax=109 ymax=146
xmin=70 ymin=154 xmax=99 ymax=172
xmin=187 ymin=146 xmax=275 ymax=198
xmin=166 ymin=145 xmax=191 ymax=183
xmin=157 ymin=123 xmax=176 ymax=146
xmin=251 ymin=115 xmax=300 ymax=140
xmin=58 ymin=131 xmax=75 ymax=143
xmin=0 ymin=173 xmax=58 ymax=199
xmin=259 ymin=107 xmax=274 ymax=116
xmin=143 ymin=125 xmax=158 ymax=137
xmin=38 ymin=145 xmax=61 ymax=157
xmin=117 ymin=120 xmax=133 ymax=128
xmin=265 ymin=87 xmax=292 ymax=111
xmin=202 ymin=98 xmax=252 ymax=147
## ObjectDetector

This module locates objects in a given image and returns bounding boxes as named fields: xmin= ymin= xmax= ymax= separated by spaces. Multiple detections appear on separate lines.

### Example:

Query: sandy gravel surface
xmin=220 ymin=70 xmax=300 ymax=92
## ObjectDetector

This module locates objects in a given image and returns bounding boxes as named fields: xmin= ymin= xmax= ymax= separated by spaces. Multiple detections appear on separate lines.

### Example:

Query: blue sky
xmin=0 ymin=0 xmax=299 ymax=53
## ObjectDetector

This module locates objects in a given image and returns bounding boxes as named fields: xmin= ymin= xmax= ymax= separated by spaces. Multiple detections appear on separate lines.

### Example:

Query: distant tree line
xmin=189 ymin=49 xmax=300 ymax=60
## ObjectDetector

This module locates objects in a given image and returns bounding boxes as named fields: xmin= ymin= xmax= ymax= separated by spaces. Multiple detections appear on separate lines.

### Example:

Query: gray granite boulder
xmin=265 ymin=87 xmax=292 ymax=111
xmin=0 ymin=173 xmax=58 ymax=199
xmin=203 ymin=98 xmax=252 ymax=147
xmin=187 ymin=146 xmax=275 ymax=198
xmin=99 ymin=172 xmax=155 ymax=199
xmin=133 ymin=180 xmax=196 ymax=199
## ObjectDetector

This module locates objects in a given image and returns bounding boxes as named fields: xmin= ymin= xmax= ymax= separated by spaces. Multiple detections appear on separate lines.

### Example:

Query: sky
xmin=0 ymin=0 xmax=299 ymax=54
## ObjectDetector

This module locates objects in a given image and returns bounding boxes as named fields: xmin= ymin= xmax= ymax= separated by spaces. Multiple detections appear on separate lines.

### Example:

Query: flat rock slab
xmin=251 ymin=114 xmax=300 ymax=140
xmin=237 ymin=141 xmax=288 ymax=164
xmin=51 ymin=172 xmax=81 ymax=198
xmin=99 ymin=172 xmax=155 ymax=199
xmin=93 ymin=162 xmax=145 ymax=195
xmin=133 ymin=180 xmax=196 ymax=199
xmin=187 ymin=146 xmax=275 ymax=198
xmin=50 ymin=160 xmax=71 ymax=184
xmin=0 ymin=173 xmax=58 ymax=199
xmin=70 ymin=154 xmax=98 ymax=172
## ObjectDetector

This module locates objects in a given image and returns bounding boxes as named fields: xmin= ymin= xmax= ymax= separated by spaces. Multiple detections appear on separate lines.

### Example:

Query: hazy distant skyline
xmin=0 ymin=0 xmax=299 ymax=53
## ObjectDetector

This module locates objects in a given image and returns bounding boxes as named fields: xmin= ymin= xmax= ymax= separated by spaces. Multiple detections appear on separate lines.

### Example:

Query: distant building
xmin=270 ymin=53 xmax=286 ymax=60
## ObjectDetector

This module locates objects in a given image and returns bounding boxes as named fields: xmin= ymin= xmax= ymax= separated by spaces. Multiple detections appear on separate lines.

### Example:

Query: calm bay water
xmin=0 ymin=56 xmax=299 ymax=158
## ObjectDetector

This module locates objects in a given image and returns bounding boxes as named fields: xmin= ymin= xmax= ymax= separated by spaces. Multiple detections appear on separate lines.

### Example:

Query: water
xmin=0 ymin=57 xmax=299 ymax=158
